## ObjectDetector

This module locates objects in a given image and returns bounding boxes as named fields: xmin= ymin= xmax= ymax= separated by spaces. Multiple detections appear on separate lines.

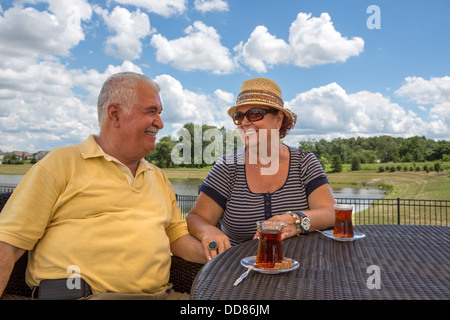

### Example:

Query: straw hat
xmin=227 ymin=77 xmax=294 ymax=121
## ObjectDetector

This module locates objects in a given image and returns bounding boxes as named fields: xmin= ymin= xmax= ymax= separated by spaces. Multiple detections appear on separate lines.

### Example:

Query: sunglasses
xmin=232 ymin=107 xmax=279 ymax=125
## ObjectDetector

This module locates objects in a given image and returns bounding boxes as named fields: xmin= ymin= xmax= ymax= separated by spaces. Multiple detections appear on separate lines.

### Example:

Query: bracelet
xmin=287 ymin=211 xmax=301 ymax=237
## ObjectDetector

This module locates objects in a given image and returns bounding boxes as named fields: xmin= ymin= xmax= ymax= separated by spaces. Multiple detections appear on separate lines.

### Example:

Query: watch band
xmin=295 ymin=211 xmax=311 ymax=234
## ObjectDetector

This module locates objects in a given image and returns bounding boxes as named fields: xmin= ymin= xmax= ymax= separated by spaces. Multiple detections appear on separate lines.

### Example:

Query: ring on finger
xmin=208 ymin=241 xmax=219 ymax=251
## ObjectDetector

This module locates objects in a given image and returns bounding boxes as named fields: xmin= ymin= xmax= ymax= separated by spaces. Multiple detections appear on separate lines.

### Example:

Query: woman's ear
xmin=276 ymin=111 xmax=284 ymax=129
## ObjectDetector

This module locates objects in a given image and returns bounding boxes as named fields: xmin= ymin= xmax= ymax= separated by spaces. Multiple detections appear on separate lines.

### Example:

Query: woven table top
xmin=190 ymin=225 xmax=449 ymax=300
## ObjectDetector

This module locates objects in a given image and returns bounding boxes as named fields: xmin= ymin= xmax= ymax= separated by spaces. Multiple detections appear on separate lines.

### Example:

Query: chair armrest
xmin=169 ymin=255 xmax=204 ymax=294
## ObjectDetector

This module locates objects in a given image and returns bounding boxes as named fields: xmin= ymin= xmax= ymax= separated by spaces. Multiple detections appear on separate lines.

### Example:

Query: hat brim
xmin=227 ymin=101 xmax=293 ymax=121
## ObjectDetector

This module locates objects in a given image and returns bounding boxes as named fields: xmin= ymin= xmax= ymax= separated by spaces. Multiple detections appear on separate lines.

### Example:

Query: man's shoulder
xmin=145 ymin=161 xmax=169 ymax=180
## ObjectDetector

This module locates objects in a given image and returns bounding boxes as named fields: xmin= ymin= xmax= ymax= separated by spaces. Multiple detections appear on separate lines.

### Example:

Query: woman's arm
xmin=269 ymin=184 xmax=335 ymax=240
xmin=303 ymin=183 xmax=336 ymax=231
xmin=186 ymin=192 xmax=231 ymax=260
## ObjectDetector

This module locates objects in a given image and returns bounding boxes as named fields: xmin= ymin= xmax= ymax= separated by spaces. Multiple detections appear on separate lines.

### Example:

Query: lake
xmin=169 ymin=178 xmax=386 ymax=199
xmin=0 ymin=174 xmax=386 ymax=199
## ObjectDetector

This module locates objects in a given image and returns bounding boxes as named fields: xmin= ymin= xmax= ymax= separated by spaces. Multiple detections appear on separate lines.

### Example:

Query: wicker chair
xmin=0 ymin=192 xmax=203 ymax=299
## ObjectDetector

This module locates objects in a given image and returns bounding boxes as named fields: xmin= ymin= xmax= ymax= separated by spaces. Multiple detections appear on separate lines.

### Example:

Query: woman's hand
xmin=201 ymin=227 xmax=232 ymax=261
xmin=269 ymin=213 xmax=300 ymax=240
xmin=253 ymin=214 xmax=299 ymax=240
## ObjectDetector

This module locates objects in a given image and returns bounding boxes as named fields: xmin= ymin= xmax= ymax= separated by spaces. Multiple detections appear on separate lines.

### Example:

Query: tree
xmin=398 ymin=136 xmax=425 ymax=162
xmin=376 ymin=135 xmax=398 ymax=162
xmin=331 ymin=155 xmax=343 ymax=172
xmin=145 ymin=136 xmax=177 ymax=168
xmin=351 ymin=156 xmax=361 ymax=171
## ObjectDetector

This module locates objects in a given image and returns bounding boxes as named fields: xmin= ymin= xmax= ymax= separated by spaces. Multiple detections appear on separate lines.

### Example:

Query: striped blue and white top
xmin=199 ymin=145 xmax=329 ymax=246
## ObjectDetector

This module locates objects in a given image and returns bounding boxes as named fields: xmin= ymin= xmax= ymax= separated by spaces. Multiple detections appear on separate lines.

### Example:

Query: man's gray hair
xmin=97 ymin=72 xmax=160 ymax=127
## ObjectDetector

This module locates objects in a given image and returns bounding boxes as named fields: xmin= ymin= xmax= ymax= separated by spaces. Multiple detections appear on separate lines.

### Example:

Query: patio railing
xmin=1 ymin=184 xmax=448 ymax=226
xmin=176 ymin=194 xmax=449 ymax=226
xmin=0 ymin=184 xmax=17 ymax=193
xmin=336 ymin=197 xmax=449 ymax=226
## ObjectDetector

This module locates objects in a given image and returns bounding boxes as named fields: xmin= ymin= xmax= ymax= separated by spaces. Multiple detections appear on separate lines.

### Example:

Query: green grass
xmin=0 ymin=163 xmax=35 ymax=175
xmin=162 ymin=167 xmax=211 ymax=180
xmin=326 ymin=170 xmax=450 ymax=200
xmin=324 ymin=161 xmax=450 ymax=172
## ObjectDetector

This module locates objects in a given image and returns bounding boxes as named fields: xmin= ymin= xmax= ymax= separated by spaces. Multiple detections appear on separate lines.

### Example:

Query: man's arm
xmin=170 ymin=234 xmax=208 ymax=265
xmin=0 ymin=241 xmax=25 ymax=297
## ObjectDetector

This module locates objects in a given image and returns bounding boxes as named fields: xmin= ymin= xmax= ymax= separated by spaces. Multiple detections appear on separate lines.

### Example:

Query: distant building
xmin=0 ymin=149 xmax=49 ymax=164
xmin=34 ymin=150 xmax=50 ymax=160
xmin=6 ymin=151 xmax=32 ymax=161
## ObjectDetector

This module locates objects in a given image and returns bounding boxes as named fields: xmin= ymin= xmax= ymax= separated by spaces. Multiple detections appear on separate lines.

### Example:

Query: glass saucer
xmin=319 ymin=230 xmax=365 ymax=242
xmin=240 ymin=256 xmax=299 ymax=274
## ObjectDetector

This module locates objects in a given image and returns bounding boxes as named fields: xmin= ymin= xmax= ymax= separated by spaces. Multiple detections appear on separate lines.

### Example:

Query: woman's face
xmin=235 ymin=105 xmax=283 ymax=148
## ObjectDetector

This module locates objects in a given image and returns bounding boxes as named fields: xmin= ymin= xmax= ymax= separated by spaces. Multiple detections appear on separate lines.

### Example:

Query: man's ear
xmin=107 ymin=104 xmax=120 ymax=127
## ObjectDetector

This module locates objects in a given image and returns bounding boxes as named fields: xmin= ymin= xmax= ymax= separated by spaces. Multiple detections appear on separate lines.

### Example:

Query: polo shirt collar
xmin=78 ymin=135 xmax=153 ymax=173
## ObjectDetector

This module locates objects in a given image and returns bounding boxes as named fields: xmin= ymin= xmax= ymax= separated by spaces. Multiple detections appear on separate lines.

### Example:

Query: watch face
xmin=302 ymin=218 xmax=311 ymax=231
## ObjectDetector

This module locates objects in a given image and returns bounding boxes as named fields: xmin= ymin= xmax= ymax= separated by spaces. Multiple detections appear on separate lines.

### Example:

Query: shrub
xmin=351 ymin=157 xmax=361 ymax=171
xmin=434 ymin=162 xmax=441 ymax=172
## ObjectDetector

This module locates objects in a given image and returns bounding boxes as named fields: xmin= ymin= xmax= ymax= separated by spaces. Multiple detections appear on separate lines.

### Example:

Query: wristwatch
xmin=288 ymin=211 xmax=311 ymax=234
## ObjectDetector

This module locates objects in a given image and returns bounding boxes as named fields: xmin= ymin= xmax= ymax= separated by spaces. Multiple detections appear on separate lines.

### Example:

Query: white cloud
xmin=395 ymin=76 xmax=450 ymax=129
xmin=194 ymin=0 xmax=229 ymax=13
xmin=94 ymin=6 xmax=153 ymax=60
xmin=0 ymin=62 xmax=96 ymax=152
xmin=284 ymin=82 xmax=448 ymax=144
xmin=151 ymin=21 xmax=236 ymax=74
xmin=395 ymin=76 xmax=450 ymax=105
xmin=155 ymin=74 xmax=232 ymax=133
xmin=0 ymin=1 xmax=92 ymax=61
xmin=235 ymin=12 xmax=364 ymax=72
xmin=112 ymin=0 xmax=187 ymax=17
xmin=0 ymin=60 xmax=143 ymax=152
xmin=288 ymin=12 xmax=364 ymax=67
xmin=234 ymin=26 xmax=291 ymax=73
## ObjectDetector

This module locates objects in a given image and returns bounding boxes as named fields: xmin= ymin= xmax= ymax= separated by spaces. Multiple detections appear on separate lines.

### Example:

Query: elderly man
xmin=0 ymin=72 xmax=206 ymax=299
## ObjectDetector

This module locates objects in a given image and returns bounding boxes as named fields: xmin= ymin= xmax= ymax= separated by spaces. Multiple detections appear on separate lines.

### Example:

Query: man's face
xmin=119 ymin=82 xmax=164 ymax=159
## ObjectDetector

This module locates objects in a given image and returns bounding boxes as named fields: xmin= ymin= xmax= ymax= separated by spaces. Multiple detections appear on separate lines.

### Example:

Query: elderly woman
xmin=186 ymin=78 xmax=335 ymax=260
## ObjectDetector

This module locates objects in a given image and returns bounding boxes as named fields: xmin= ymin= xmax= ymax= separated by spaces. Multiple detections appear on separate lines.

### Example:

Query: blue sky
xmin=0 ymin=0 xmax=449 ymax=153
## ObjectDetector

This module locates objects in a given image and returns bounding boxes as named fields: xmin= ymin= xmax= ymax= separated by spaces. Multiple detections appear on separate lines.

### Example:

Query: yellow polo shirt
xmin=0 ymin=135 xmax=188 ymax=294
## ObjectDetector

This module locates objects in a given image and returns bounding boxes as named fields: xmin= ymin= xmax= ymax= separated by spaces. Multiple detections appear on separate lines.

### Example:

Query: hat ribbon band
xmin=236 ymin=90 xmax=284 ymax=108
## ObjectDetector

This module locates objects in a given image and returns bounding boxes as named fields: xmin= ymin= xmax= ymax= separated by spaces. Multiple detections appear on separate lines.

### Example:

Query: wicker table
xmin=190 ymin=225 xmax=449 ymax=300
